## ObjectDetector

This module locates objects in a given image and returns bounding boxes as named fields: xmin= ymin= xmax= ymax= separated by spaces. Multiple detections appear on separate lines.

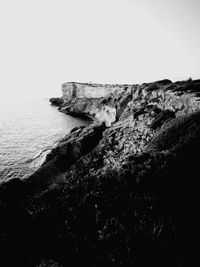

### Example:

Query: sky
xmin=0 ymin=0 xmax=200 ymax=98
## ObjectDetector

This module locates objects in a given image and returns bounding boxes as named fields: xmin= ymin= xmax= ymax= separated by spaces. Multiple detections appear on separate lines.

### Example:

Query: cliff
xmin=60 ymin=82 xmax=134 ymax=125
xmin=62 ymin=82 xmax=131 ymax=101
xmin=60 ymin=79 xmax=200 ymax=126
xmin=1 ymin=78 xmax=200 ymax=266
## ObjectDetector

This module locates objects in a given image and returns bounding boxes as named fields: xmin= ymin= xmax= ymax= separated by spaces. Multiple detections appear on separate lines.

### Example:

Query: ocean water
xmin=0 ymin=96 xmax=89 ymax=182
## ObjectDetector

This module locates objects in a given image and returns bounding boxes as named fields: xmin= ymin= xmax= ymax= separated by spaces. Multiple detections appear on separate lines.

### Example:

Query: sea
xmin=0 ymin=96 xmax=90 ymax=183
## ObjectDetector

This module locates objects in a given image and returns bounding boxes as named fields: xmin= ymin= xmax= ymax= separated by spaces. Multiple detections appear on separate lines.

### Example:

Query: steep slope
xmin=1 ymin=78 xmax=200 ymax=266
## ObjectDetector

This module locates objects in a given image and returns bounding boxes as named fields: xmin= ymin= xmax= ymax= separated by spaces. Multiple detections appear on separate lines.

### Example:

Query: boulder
xmin=49 ymin=97 xmax=64 ymax=107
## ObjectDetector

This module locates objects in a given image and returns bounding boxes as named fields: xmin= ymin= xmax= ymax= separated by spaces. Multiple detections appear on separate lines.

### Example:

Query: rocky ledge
xmin=1 ymin=78 xmax=200 ymax=266
xmin=49 ymin=97 xmax=64 ymax=107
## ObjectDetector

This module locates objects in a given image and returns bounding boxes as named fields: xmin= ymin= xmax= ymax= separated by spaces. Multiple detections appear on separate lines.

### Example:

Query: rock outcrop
xmin=60 ymin=85 xmax=133 ymax=126
xmin=49 ymin=97 xmax=64 ymax=107
xmin=62 ymin=82 xmax=131 ymax=102
xmin=1 ymin=78 xmax=200 ymax=266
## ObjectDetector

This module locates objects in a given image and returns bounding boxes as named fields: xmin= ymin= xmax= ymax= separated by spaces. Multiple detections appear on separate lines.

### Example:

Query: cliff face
xmin=1 ymin=78 xmax=200 ymax=266
xmin=60 ymin=83 xmax=134 ymax=126
xmin=61 ymin=79 xmax=200 ymax=126
xmin=62 ymin=82 xmax=132 ymax=101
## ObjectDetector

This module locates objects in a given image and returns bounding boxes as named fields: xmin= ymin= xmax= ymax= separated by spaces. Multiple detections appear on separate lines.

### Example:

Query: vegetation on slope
xmin=1 ymin=79 xmax=200 ymax=266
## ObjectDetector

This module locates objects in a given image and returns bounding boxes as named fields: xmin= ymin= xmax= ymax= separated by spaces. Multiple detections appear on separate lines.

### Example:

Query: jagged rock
xmin=1 ymin=78 xmax=200 ymax=266
xmin=24 ymin=122 xmax=106 ymax=194
xmin=60 ymin=86 xmax=133 ymax=126
xmin=49 ymin=97 xmax=64 ymax=107
xmin=150 ymin=109 xmax=175 ymax=130
xmin=147 ymin=110 xmax=200 ymax=154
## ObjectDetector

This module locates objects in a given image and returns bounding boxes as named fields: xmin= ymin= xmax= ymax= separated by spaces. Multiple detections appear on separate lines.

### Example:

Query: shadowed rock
xmin=49 ymin=97 xmax=64 ymax=107
xmin=1 ymin=78 xmax=200 ymax=266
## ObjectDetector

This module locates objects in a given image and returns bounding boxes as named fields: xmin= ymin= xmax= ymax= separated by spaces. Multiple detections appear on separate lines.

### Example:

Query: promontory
xmin=1 ymin=78 xmax=200 ymax=266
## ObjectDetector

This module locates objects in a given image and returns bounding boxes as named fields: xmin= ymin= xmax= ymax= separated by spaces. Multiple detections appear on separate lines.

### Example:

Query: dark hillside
xmin=1 ymin=78 xmax=200 ymax=266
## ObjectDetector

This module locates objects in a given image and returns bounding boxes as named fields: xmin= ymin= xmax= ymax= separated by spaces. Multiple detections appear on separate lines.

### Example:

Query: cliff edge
xmin=1 ymin=78 xmax=200 ymax=266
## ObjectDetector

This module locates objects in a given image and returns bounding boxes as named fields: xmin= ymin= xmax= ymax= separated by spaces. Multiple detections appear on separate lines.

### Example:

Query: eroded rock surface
xmin=1 ymin=78 xmax=200 ymax=266
xmin=49 ymin=97 xmax=64 ymax=107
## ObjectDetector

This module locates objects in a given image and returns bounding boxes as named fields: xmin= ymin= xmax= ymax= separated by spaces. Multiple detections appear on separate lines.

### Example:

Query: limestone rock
xmin=1 ymin=78 xmax=200 ymax=266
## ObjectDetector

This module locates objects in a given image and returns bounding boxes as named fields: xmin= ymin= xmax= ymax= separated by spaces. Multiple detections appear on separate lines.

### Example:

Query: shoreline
xmin=1 ymin=78 xmax=200 ymax=266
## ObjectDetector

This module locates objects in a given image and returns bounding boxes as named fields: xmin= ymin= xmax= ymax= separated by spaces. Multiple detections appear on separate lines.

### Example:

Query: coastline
xmin=1 ymin=78 xmax=200 ymax=266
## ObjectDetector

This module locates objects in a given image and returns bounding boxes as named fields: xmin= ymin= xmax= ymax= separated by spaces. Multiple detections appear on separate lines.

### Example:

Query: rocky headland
xmin=1 ymin=78 xmax=200 ymax=266
xmin=49 ymin=97 xmax=64 ymax=107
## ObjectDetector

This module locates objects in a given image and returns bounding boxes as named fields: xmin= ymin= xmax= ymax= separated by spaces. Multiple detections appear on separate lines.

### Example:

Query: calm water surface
xmin=0 ymin=96 xmax=89 ymax=182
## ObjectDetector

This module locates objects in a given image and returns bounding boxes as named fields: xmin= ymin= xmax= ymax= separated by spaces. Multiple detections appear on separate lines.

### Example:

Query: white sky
xmin=0 ymin=0 xmax=200 ymax=97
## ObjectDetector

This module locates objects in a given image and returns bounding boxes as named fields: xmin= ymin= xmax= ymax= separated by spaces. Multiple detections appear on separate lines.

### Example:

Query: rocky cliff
xmin=62 ymin=82 xmax=132 ymax=102
xmin=60 ymin=82 xmax=133 ymax=126
xmin=1 ymin=78 xmax=200 ymax=266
